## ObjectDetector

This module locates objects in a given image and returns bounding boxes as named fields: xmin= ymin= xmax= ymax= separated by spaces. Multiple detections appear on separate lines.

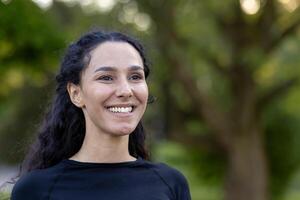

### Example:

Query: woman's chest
xmin=43 ymin=170 xmax=174 ymax=200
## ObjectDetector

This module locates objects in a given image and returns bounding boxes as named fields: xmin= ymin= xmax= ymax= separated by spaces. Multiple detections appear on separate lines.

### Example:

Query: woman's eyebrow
xmin=94 ymin=66 xmax=116 ymax=73
xmin=129 ymin=65 xmax=144 ymax=71
xmin=94 ymin=65 xmax=143 ymax=73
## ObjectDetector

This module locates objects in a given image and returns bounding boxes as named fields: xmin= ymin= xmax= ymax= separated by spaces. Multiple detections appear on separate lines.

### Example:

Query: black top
xmin=11 ymin=157 xmax=191 ymax=200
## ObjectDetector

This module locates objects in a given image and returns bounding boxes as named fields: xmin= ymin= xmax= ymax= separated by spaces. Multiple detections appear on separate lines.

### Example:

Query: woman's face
xmin=69 ymin=41 xmax=148 ymax=136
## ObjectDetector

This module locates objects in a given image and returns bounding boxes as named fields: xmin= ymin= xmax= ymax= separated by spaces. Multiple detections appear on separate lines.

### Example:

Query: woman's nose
xmin=116 ymin=80 xmax=133 ymax=98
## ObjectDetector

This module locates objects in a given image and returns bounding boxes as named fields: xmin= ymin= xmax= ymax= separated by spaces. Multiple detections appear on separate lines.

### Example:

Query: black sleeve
xmin=154 ymin=163 xmax=192 ymax=200
xmin=174 ymin=170 xmax=191 ymax=200
xmin=11 ymin=172 xmax=41 ymax=200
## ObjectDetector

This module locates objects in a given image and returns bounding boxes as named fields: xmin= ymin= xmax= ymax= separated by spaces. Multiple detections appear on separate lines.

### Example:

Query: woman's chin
xmin=113 ymin=126 xmax=135 ymax=136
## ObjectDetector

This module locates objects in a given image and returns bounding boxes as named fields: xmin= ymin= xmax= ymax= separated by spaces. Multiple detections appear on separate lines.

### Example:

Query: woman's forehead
xmin=87 ymin=41 xmax=143 ymax=71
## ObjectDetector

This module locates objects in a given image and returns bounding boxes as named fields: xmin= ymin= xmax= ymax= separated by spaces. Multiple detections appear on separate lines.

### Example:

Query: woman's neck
xmin=69 ymin=130 xmax=136 ymax=163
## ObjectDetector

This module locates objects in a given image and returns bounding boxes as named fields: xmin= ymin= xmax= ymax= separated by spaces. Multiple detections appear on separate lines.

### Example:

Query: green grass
xmin=0 ymin=192 xmax=10 ymax=200
xmin=282 ymin=169 xmax=300 ymax=200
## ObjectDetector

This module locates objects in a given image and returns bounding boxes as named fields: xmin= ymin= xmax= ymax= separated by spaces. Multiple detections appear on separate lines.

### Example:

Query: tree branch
xmin=163 ymin=43 xmax=231 ymax=151
xmin=257 ymin=0 xmax=278 ymax=28
xmin=140 ymin=0 xmax=232 ymax=151
xmin=258 ymin=77 xmax=299 ymax=109
xmin=202 ymin=51 xmax=230 ymax=76
xmin=266 ymin=7 xmax=300 ymax=54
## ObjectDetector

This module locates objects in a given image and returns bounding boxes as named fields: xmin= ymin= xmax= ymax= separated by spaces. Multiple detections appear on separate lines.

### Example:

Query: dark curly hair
xmin=19 ymin=30 xmax=151 ymax=175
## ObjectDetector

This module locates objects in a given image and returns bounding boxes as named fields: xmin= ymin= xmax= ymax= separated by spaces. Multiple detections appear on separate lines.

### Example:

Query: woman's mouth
xmin=106 ymin=106 xmax=135 ymax=113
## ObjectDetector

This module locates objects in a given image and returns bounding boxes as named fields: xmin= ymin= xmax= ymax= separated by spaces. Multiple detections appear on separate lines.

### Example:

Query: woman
xmin=11 ymin=30 xmax=191 ymax=200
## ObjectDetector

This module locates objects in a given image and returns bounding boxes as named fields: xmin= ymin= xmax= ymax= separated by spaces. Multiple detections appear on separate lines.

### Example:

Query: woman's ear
xmin=67 ymin=82 xmax=85 ymax=108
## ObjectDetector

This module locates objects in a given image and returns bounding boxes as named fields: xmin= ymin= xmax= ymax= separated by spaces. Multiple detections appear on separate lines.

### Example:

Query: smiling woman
xmin=67 ymin=42 xmax=148 ymax=141
xmin=10 ymin=30 xmax=191 ymax=200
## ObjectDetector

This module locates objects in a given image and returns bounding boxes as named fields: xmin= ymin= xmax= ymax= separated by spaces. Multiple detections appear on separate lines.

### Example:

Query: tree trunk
xmin=225 ymin=125 xmax=269 ymax=200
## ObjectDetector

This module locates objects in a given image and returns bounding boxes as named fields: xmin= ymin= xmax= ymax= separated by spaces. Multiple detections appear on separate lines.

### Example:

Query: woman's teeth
xmin=108 ymin=106 xmax=133 ymax=113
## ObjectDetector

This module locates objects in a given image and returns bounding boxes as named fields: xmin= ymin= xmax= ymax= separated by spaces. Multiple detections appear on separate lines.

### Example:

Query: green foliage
xmin=0 ymin=0 xmax=64 ymax=163
xmin=0 ymin=81 xmax=53 ymax=164
xmin=0 ymin=0 xmax=64 ymax=99
xmin=0 ymin=0 xmax=63 ymax=67
xmin=264 ymin=103 xmax=300 ymax=199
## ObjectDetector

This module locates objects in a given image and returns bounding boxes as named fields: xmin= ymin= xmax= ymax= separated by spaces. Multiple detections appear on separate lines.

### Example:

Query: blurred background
xmin=0 ymin=0 xmax=300 ymax=199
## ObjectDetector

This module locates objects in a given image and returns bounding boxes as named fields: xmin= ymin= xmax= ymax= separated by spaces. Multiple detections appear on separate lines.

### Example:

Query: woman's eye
xmin=98 ymin=76 xmax=113 ymax=81
xmin=130 ymin=74 xmax=143 ymax=80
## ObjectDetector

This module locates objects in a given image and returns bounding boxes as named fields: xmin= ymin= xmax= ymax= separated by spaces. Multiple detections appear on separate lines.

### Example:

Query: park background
xmin=0 ymin=0 xmax=300 ymax=199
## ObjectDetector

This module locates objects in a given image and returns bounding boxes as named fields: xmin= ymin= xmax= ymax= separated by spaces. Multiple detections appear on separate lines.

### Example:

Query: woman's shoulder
xmin=11 ymin=170 xmax=45 ymax=199
xmin=146 ymin=161 xmax=188 ymax=186
xmin=11 ymin=163 xmax=65 ymax=200
xmin=143 ymin=160 xmax=191 ymax=200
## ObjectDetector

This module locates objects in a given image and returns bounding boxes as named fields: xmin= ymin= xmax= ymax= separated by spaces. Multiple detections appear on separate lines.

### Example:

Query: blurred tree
xmin=137 ymin=0 xmax=300 ymax=200
xmin=0 ymin=0 xmax=64 ymax=163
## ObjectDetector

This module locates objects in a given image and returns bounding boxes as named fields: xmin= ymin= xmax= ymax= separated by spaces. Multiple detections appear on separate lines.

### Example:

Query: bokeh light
xmin=278 ymin=0 xmax=299 ymax=12
xmin=240 ymin=0 xmax=261 ymax=15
